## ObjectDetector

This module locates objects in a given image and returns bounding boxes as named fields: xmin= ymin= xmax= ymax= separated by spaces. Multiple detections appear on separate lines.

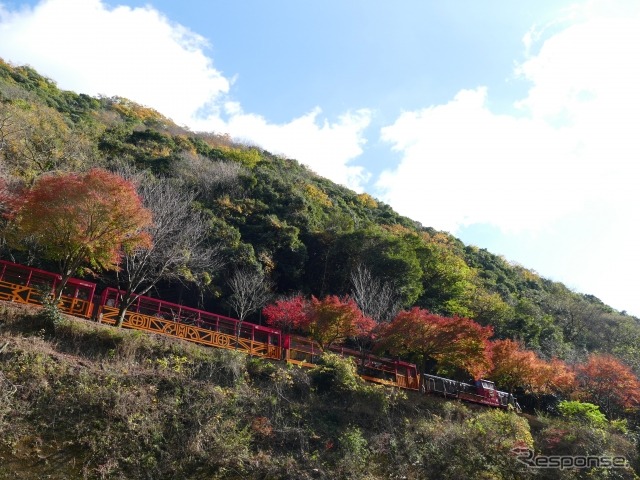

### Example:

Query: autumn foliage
xmin=306 ymin=296 xmax=376 ymax=350
xmin=375 ymin=307 xmax=493 ymax=379
xmin=263 ymin=295 xmax=375 ymax=350
xmin=488 ymin=339 xmax=575 ymax=394
xmin=4 ymin=169 xmax=152 ymax=296
xmin=574 ymin=354 xmax=640 ymax=416
xmin=262 ymin=294 xmax=308 ymax=332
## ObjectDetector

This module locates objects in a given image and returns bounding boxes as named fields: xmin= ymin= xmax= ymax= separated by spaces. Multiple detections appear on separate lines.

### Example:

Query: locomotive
xmin=0 ymin=259 xmax=518 ymax=410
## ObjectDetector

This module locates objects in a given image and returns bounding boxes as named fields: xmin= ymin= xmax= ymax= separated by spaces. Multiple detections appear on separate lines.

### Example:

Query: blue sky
xmin=1 ymin=0 xmax=639 ymax=315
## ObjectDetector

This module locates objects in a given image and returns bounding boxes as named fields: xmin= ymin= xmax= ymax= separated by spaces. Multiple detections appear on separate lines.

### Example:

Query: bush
xmin=337 ymin=426 xmax=369 ymax=474
xmin=309 ymin=352 xmax=363 ymax=394
xmin=558 ymin=400 xmax=607 ymax=428
xmin=38 ymin=296 xmax=65 ymax=329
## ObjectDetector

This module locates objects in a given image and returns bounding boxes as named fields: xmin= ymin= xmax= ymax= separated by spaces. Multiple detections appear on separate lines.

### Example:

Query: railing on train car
xmin=423 ymin=373 xmax=461 ymax=397
xmin=285 ymin=335 xmax=419 ymax=390
xmin=0 ymin=260 xmax=96 ymax=318
xmin=98 ymin=287 xmax=282 ymax=360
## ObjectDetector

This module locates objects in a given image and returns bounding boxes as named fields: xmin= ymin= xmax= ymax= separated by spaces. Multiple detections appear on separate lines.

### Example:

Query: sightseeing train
xmin=0 ymin=259 xmax=518 ymax=410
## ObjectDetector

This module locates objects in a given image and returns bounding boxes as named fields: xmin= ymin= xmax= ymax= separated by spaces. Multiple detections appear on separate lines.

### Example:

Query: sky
xmin=1 ymin=0 xmax=639 ymax=315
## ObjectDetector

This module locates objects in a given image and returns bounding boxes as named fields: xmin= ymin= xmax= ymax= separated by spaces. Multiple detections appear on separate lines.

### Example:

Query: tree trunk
xmin=114 ymin=291 xmax=134 ymax=328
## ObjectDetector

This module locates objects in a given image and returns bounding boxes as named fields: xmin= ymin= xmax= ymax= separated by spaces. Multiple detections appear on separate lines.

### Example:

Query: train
xmin=0 ymin=258 xmax=519 ymax=410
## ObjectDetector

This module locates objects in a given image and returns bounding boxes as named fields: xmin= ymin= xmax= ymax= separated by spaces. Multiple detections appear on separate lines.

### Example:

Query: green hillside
xmin=2 ymin=58 xmax=637 ymax=365
xmin=2 ymin=58 xmax=640 ymax=478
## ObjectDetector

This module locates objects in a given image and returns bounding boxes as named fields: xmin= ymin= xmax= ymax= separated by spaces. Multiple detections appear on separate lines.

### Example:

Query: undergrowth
xmin=0 ymin=302 xmax=637 ymax=479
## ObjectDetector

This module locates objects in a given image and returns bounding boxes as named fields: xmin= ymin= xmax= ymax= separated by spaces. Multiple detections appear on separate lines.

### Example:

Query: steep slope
xmin=1 ymin=58 xmax=639 ymax=368
xmin=1 ymin=303 xmax=637 ymax=480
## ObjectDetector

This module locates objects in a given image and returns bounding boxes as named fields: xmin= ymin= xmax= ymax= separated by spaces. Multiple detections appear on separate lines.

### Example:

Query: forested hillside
xmin=3 ymin=58 xmax=640 ymax=478
xmin=1 ymin=57 xmax=639 ymax=372
xmin=1 ymin=303 xmax=638 ymax=479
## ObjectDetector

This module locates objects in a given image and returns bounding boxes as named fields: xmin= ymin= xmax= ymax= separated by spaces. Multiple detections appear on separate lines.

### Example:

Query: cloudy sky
xmin=1 ymin=0 xmax=638 ymax=315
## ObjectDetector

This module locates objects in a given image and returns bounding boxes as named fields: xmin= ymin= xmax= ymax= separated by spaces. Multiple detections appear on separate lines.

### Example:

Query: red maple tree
xmin=575 ymin=354 xmax=640 ymax=416
xmin=489 ymin=339 xmax=575 ymax=394
xmin=375 ymin=307 xmax=493 ymax=378
xmin=262 ymin=294 xmax=308 ymax=333
xmin=304 ymin=296 xmax=375 ymax=350
xmin=263 ymin=295 xmax=375 ymax=350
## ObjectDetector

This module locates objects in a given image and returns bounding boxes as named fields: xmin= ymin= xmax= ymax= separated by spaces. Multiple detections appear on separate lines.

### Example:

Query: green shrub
xmin=309 ymin=352 xmax=363 ymax=394
xmin=558 ymin=400 xmax=608 ymax=428
xmin=337 ymin=426 xmax=369 ymax=474
xmin=39 ymin=296 xmax=65 ymax=329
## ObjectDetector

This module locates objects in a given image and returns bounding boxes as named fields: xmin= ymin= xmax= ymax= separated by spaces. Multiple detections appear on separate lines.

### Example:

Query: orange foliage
xmin=489 ymin=339 xmax=575 ymax=394
xmin=376 ymin=307 xmax=493 ymax=378
xmin=5 ymin=169 xmax=152 ymax=295
xmin=304 ymin=296 xmax=375 ymax=350
xmin=534 ymin=358 xmax=576 ymax=394
xmin=575 ymin=354 xmax=640 ymax=415
xmin=263 ymin=294 xmax=375 ymax=349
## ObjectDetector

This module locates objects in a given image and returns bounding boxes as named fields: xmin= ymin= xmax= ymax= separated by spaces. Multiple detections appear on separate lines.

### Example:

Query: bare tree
xmin=0 ymin=107 xmax=14 ymax=154
xmin=350 ymin=264 xmax=402 ymax=324
xmin=112 ymin=174 xmax=225 ymax=327
xmin=226 ymin=268 xmax=273 ymax=323
xmin=172 ymin=151 xmax=247 ymax=201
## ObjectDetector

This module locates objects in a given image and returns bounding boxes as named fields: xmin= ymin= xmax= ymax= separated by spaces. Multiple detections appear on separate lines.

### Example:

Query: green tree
xmin=305 ymin=228 xmax=423 ymax=306
xmin=558 ymin=401 xmax=607 ymax=428
xmin=0 ymin=102 xmax=93 ymax=181
xmin=412 ymin=232 xmax=475 ymax=317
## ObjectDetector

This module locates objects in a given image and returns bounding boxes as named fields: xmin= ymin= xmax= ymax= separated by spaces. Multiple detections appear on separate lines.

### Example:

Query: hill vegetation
xmin=2 ymin=58 xmax=638 ymax=364
xmin=2 ymin=58 xmax=640 ymax=476
xmin=1 ymin=303 xmax=638 ymax=479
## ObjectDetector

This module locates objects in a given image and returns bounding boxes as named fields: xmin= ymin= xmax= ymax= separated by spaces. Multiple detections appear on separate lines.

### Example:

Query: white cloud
xmin=376 ymin=0 xmax=640 ymax=314
xmin=377 ymin=1 xmax=640 ymax=234
xmin=377 ymin=87 xmax=584 ymax=233
xmin=0 ymin=0 xmax=229 ymax=125
xmin=0 ymin=0 xmax=371 ymax=190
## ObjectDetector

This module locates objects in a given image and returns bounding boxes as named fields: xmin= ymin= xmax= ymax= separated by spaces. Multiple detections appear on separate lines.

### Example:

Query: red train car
xmin=0 ymin=259 xmax=96 ymax=318
xmin=98 ymin=287 xmax=282 ymax=360
xmin=285 ymin=335 xmax=420 ymax=390
xmin=423 ymin=373 xmax=518 ymax=409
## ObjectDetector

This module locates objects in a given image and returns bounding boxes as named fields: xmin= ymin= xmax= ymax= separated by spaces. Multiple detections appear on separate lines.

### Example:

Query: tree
xmin=488 ymin=339 xmax=538 ymax=393
xmin=305 ymin=228 xmax=423 ymax=306
xmin=112 ymin=175 xmax=226 ymax=327
xmin=172 ymin=152 xmax=247 ymax=202
xmin=4 ymin=169 xmax=152 ymax=299
xmin=557 ymin=400 xmax=607 ymax=428
xmin=532 ymin=358 xmax=576 ymax=395
xmin=302 ymin=296 xmax=375 ymax=350
xmin=575 ymin=354 xmax=640 ymax=417
xmin=488 ymin=339 xmax=575 ymax=395
xmin=0 ymin=102 xmax=93 ymax=181
xmin=350 ymin=263 xmax=401 ymax=323
xmin=413 ymin=231 xmax=475 ymax=317
xmin=375 ymin=307 xmax=493 ymax=378
xmin=227 ymin=268 xmax=273 ymax=322
xmin=262 ymin=294 xmax=308 ymax=333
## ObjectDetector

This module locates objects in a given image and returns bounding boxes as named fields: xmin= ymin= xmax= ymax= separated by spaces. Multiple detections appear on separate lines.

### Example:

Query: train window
xmin=75 ymin=288 xmax=91 ymax=300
